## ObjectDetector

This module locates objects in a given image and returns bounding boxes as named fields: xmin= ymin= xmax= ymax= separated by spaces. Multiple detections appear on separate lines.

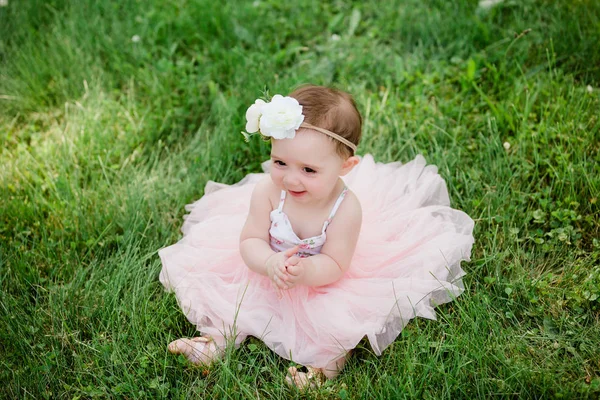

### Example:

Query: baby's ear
xmin=340 ymin=156 xmax=360 ymax=176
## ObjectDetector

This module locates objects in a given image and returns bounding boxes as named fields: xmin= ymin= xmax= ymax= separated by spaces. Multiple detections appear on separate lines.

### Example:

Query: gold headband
xmin=299 ymin=122 xmax=357 ymax=152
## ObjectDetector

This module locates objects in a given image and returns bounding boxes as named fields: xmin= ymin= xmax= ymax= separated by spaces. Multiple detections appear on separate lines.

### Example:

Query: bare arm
xmin=283 ymin=191 xmax=362 ymax=287
xmin=239 ymin=178 xmax=276 ymax=276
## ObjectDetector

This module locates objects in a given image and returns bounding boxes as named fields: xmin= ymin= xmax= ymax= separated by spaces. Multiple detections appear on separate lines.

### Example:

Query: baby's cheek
xmin=270 ymin=169 xmax=283 ymax=187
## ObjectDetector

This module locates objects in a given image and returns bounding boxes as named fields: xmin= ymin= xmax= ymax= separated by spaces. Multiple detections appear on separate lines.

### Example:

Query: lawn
xmin=1 ymin=0 xmax=599 ymax=398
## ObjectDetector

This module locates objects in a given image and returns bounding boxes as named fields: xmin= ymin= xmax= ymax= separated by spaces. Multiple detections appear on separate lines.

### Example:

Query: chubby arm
xmin=239 ymin=177 xmax=276 ymax=276
xmin=284 ymin=191 xmax=362 ymax=288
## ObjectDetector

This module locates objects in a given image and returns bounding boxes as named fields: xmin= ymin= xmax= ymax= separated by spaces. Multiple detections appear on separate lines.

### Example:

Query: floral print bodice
xmin=269 ymin=187 xmax=348 ymax=258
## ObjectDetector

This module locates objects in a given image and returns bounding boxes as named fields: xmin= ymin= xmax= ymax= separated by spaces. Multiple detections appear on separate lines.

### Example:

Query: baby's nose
xmin=283 ymin=172 xmax=301 ymax=186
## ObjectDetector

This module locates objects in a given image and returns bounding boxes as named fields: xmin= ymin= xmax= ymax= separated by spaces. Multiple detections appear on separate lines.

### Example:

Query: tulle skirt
xmin=158 ymin=154 xmax=475 ymax=368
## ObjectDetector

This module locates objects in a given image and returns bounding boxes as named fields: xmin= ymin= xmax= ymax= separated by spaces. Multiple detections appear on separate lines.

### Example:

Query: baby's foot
xmin=285 ymin=351 xmax=351 ymax=389
xmin=167 ymin=336 xmax=223 ymax=366
xmin=285 ymin=366 xmax=324 ymax=390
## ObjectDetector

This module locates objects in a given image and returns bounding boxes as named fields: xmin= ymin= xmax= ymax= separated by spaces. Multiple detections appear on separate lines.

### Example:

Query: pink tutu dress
xmin=159 ymin=154 xmax=475 ymax=368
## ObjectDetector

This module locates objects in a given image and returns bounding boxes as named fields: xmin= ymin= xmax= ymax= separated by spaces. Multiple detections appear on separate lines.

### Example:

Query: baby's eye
xmin=303 ymin=167 xmax=317 ymax=174
xmin=273 ymin=160 xmax=286 ymax=166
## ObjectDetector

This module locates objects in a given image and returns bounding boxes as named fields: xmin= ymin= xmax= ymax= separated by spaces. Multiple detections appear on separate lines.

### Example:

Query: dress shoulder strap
xmin=277 ymin=190 xmax=287 ymax=211
xmin=323 ymin=186 xmax=349 ymax=231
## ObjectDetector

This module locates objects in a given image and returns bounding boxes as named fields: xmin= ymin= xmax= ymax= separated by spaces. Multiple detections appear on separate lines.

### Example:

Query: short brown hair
xmin=289 ymin=85 xmax=362 ymax=158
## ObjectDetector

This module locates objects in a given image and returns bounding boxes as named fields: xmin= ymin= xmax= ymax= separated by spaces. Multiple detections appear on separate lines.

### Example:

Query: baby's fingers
xmin=273 ymin=274 xmax=288 ymax=290
xmin=285 ymin=255 xmax=301 ymax=267
xmin=274 ymin=265 xmax=288 ymax=281
xmin=285 ymin=262 xmax=304 ymax=276
xmin=283 ymin=245 xmax=300 ymax=258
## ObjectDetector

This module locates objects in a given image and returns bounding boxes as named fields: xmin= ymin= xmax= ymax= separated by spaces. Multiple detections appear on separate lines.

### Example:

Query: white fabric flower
xmin=258 ymin=95 xmax=304 ymax=139
xmin=245 ymin=99 xmax=266 ymax=133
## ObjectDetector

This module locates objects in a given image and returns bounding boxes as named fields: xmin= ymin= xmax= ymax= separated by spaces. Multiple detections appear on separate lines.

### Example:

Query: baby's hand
xmin=266 ymin=245 xmax=300 ymax=295
xmin=283 ymin=255 xmax=307 ymax=289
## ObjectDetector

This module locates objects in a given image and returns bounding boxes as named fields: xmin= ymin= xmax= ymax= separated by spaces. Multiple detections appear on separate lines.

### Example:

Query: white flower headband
xmin=243 ymin=94 xmax=357 ymax=152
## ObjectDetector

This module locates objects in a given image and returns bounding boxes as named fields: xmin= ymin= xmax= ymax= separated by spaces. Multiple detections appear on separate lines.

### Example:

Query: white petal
xmin=294 ymin=113 xmax=304 ymax=130
xmin=282 ymin=128 xmax=297 ymax=139
xmin=259 ymin=117 xmax=271 ymax=136
xmin=245 ymin=119 xmax=259 ymax=133
xmin=271 ymin=131 xmax=285 ymax=140
xmin=245 ymin=99 xmax=265 ymax=133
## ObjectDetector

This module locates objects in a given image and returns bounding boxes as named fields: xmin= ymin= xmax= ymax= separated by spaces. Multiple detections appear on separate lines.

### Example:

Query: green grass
xmin=1 ymin=0 xmax=599 ymax=398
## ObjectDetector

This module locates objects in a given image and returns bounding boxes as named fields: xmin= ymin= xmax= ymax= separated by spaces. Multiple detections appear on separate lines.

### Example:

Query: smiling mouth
xmin=288 ymin=190 xmax=307 ymax=197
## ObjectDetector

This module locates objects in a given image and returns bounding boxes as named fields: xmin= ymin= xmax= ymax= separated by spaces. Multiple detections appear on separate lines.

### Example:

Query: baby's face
xmin=270 ymin=129 xmax=345 ymax=204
